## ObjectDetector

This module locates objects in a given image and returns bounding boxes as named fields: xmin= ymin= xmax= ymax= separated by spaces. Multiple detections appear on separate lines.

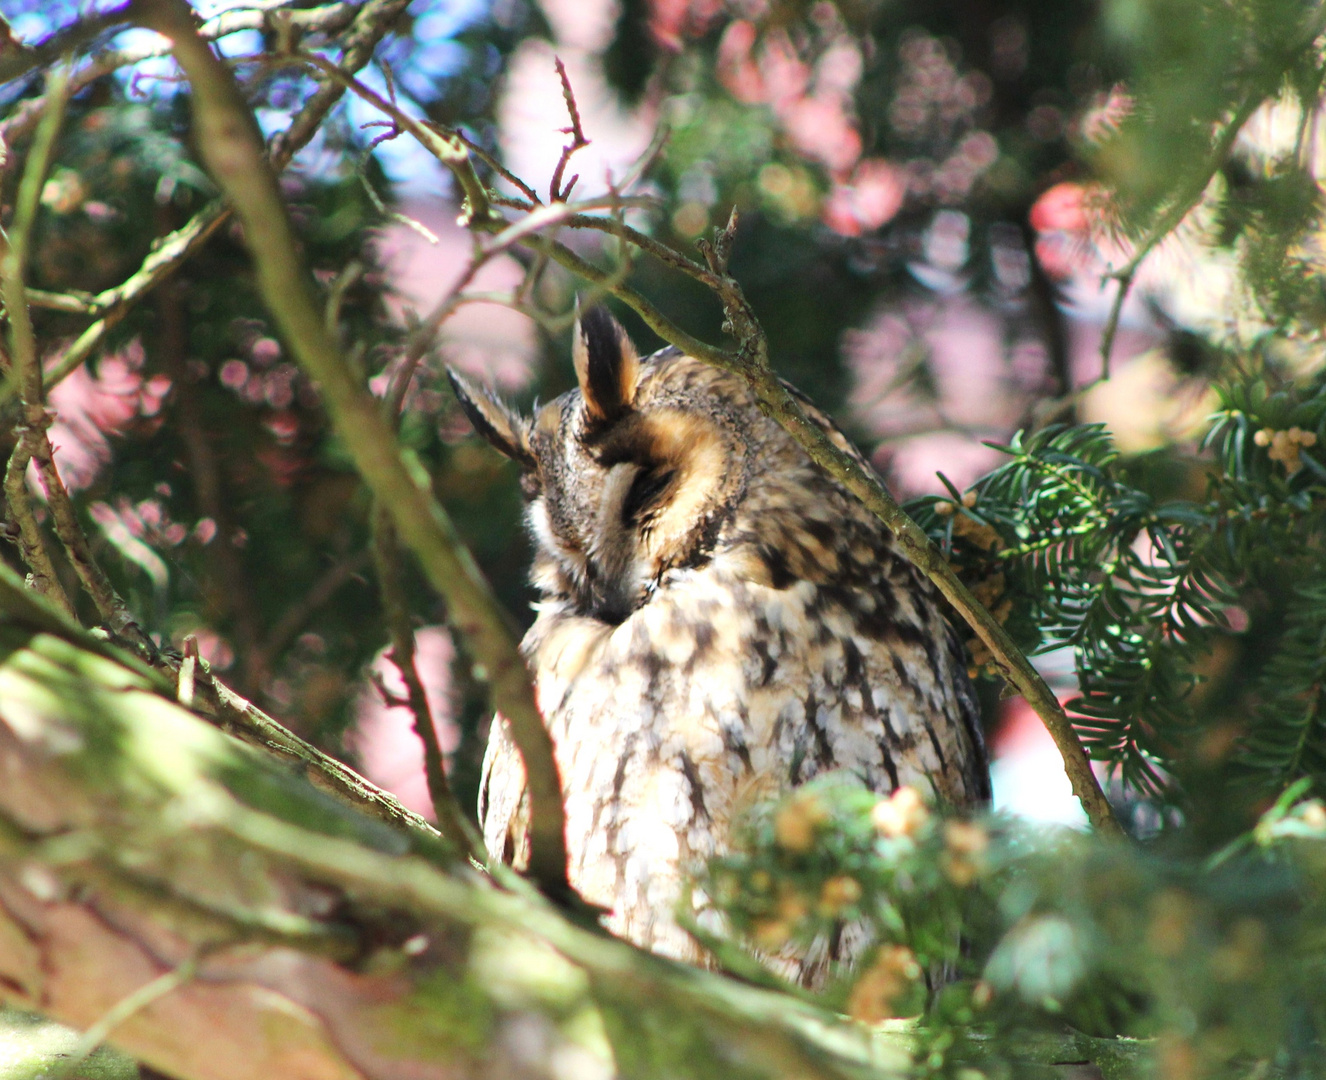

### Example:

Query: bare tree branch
xmin=133 ymin=0 xmax=573 ymax=901
xmin=0 ymin=64 xmax=76 ymax=614
xmin=2 ymin=436 xmax=70 ymax=612
xmin=370 ymin=505 xmax=480 ymax=857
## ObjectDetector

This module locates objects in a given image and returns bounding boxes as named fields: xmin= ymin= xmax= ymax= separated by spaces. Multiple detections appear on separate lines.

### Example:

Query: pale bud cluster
xmin=773 ymin=792 xmax=830 ymax=852
xmin=871 ymin=786 xmax=929 ymax=838
xmin=941 ymin=820 xmax=989 ymax=886
xmin=1253 ymin=426 xmax=1318 ymax=475
xmin=847 ymin=944 xmax=922 ymax=1024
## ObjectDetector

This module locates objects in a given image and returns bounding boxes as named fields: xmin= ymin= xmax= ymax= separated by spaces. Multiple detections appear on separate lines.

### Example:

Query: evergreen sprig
xmin=909 ymin=365 xmax=1326 ymax=807
xmin=705 ymin=777 xmax=1326 ymax=1074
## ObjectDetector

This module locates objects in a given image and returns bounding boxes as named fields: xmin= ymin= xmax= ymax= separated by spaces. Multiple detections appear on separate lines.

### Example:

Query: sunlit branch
xmin=135 ymin=0 xmax=574 ymax=901
xmin=0 ymin=65 xmax=75 ymax=613
xmin=549 ymin=57 xmax=590 ymax=202
xmin=294 ymin=50 xmax=498 ymax=227
xmin=2 ymin=438 xmax=70 ymax=612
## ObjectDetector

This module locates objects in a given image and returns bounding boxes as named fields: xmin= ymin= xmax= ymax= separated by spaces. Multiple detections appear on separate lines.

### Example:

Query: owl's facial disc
xmin=450 ymin=304 xmax=743 ymax=624
xmin=572 ymin=408 xmax=733 ymax=622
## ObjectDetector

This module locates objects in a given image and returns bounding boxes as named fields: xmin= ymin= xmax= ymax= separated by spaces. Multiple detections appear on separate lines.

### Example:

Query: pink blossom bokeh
xmin=373 ymin=204 xmax=538 ymax=393
xmin=43 ymin=336 xmax=170 ymax=493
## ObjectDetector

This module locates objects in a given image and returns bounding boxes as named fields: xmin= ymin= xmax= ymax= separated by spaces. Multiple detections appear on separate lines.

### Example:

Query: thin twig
xmin=549 ymin=57 xmax=590 ymax=203
xmin=330 ymin=261 xmax=478 ymax=849
xmin=269 ymin=0 xmax=415 ymax=173
xmin=136 ymin=0 xmax=573 ymax=902
xmin=383 ymin=194 xmax=651 ymax=420
xmin=539 ymin=238 xmax=731 ymax=363
xmin=0 ymin=64 xmax=75 ymax=614
xmin=324 ymin=259 xmax=365 ymax=339
xmin=355 ymin=133 xmax=442 ymax=243
xmin=24 ymin=288 xmax=98 ymax=314
xmin=258 ymin=549 xmax=372 ymax=667
xmin=370 ymin=505 xmax=480 ymax=856
xmin=617 ymin=121 xmax=670 ymax=194
xmin=294 ymin=50 xmax=499 ymax=228
xmin=451 ymin=128 xmax=541 ymax=207
xmin=515 ymin=247 xmax=550 ymax=306
xmin=372 ymin=300 xmax=484 ymax=853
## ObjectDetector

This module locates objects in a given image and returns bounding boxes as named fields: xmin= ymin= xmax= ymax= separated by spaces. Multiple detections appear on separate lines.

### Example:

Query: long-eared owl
xmin=450 ymin=306 xmax=989 ymax=974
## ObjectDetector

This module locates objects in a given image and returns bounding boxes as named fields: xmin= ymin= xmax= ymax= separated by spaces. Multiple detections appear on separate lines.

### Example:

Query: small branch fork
xmin=549 ymin=57 xmax=590 ymax=203
xmin=367 ymin=507 xmax=479 ymax=859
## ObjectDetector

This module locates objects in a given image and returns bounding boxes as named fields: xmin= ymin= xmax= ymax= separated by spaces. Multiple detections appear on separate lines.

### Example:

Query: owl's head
xmin=448 ymin=307 xmax=750 ymax=624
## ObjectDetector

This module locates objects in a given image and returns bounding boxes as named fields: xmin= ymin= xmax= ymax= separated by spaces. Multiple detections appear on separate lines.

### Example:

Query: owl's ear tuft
xmin=574 ymin=303 xmax=639 ymax=425
xmin=446 ymin=368 xmax=535 ymax=468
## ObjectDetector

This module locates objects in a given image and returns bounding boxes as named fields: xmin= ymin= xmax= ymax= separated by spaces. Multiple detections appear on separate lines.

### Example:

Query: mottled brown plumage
xmin=450 ymin=307 xmax=988 ymax=978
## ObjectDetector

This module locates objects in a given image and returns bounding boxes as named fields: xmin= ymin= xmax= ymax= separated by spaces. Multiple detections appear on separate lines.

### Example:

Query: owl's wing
xmin=789 ymin=379 xmax=993 ymax=806
xmin=477 ymin=714 xmax=532 ymax=869
xmin=946 ymin=624 xmax=992 ymax=803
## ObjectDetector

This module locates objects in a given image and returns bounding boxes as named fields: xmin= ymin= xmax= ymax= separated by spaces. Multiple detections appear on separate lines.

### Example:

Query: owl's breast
xmin=515 ymin=564 xmax=979 ymax=928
